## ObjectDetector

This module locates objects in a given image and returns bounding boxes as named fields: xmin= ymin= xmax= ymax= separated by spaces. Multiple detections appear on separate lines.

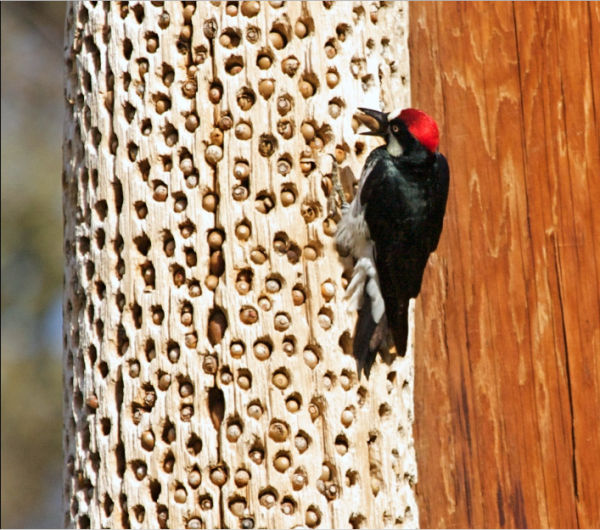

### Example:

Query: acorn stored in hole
xmin=269 ymin=31 xmax=285 ymax=49
xmin=234 ymin=469 xmax=250 ymax=487
xmin=341 ymin=408 xmax=354 ymax=427
xmin=268 ymin=422 xmax=289 ymax=442
xmin=240 ymin=307 xmax=258 ymax=325
xmin=274 ymin=313 xmax=290 ymax=331
xmin=286 ymin=397 xmax=300 ymax=413
xmin=153 ymin=184 xmax=168 ymax=202
xmin=226 ymin=423 xmax=242 ymax=442
xmin=237 ymin=374 xmax=251 ymax=390
xmin=326 ymin=71 xmax=339 ymax=88
xmin=141 ymin=430 xmax=155 ymax=450
xmin=253 ymin=342 xmax=271 ymax=361
xmin=292 ymin=289 xmax=305 ymax=306
xmin=303 ymin=349 xmax=319 ymax=369
xmin=281 ymin=190 xmax=295 ymax=206
xmin=299 ymin=80 xmax=314 ymax=98
xmin=203 ymin=355 xmax=218 ymax=373
xmin=250 ymin=249 xmax=267 ymax=264
xmin=185 ymin=114 xmax=199 ymax=132
xmin=235 ymin=123 xmax=252 ymax=140
xmin=205 ymin=145 xmax=223 ymax=165
xmin=158 ymin=374 xmax=171 ymax=390
xmin=273 ymin=455 xmax=291 ymax=472
xmin=234 ymin=162 xmax=250 ymax=180
xmin=235 ymin=224 xmax=251 ymax=241
xmin=300 ymin=123 xmax=315 ymax=141
xmin=208 ymin=312 xmax=227 ymax=344
xmin=202 ymin=193 xmax=218 ymax=212
xmin=257 ymin=55 xmax=272 ymax=70
xmin=247 ymin=403 xmax=263 ymax=419
xmin=205 ymin=275 xmax=219 ymax=291
xmin=250 ymin=449 xmax=264 ymax=464
xmin=295 ymin=20 xmax=308 ymax=38
xmin=210 ymin=468 xmax=227 ymax=486
xmin=207 ymin=230 xmax=224 ymax=249
xmin=272 ymin=372 xmax=289 ymax=389
xmin=258 ymin=79 xmax=275 ymax=99
xmin=241 ymin=1 xmax=260 ymax=17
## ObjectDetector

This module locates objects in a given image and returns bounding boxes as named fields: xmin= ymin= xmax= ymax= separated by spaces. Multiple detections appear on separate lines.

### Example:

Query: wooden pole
xmin=410 ymin=2 xmax=600 ymax=528
xmin=63 ymin=2 xmax=416 ymax=528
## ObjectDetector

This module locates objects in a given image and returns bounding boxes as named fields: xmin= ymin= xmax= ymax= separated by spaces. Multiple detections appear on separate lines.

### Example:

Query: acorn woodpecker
xmin=335 ymin=107 xmax=449 ymax=377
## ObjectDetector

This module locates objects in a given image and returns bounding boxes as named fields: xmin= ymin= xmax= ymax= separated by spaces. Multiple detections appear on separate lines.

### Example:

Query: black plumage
xmin=352 ymin=113 xmax=450 ymax=376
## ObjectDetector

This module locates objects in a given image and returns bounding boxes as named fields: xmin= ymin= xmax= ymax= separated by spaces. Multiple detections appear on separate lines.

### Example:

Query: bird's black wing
xmin=359 ymin=152 xmax=416 ymax=357
xmin=360 ymin=150 xmax=445 ymax=356
xmin=426 ymin=153 xmax=450 ymax=253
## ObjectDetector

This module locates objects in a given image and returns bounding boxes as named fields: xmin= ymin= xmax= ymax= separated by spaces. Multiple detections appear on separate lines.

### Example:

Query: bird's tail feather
xmin=353 ymin=292 xmax=378 ymax=378
xmin=353 ymin=294 xmax=390 ymax=379
xmin=384 ymin=297 xmax=409 ymax=357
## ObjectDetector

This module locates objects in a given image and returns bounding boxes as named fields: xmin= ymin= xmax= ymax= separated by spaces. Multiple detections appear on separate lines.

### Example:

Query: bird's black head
xmin=358 ymin=107 xmax=440 ymax=157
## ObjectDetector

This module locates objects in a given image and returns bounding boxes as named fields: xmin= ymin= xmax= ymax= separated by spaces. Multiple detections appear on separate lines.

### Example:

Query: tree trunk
xmin=63 ymin=1 xmax=415 ymax=529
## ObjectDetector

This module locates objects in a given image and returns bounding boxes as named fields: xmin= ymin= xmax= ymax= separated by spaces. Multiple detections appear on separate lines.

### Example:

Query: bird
xmin=334 ymin=107 xmax=449 ymax=378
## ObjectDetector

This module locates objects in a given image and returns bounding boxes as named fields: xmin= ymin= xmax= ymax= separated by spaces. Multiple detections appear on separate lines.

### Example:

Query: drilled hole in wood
xmin=208 ymin=386 xmax=225 ymax=430
xmin=167 ymin=341 xmax=180 ymax=363
xmin=122 ymin=37 xmax=133 ymax=59
xmin=163 ymin=231 xmax=175 ymax=257
xmin=287 ymin=242 xmax=301 ymax=264
xmin=179 ymin=219 xmax=195 ymax=239
xmin=131 ymin=302 xmax=142 ymax=329
xmin=208 ymin=309 xmax=228 ymax=345
xmin=277 ymin=154 xmax=292 ymax=176
xmin=163 ymin=123 xmax=178 ymax=147
xmin=145 ymin=31 xmax=159 ymax=53
xmin=318 ymin=307 xmax=334 ymax=329
xmin=225 ymin=55 xmax=244 ymax=76
xmin=273 ymin=232 xmax=289 ymax=254
xmin=124 ymin=102 xmax=136 ymax=123
xmin=240 ymin=23 xmax=258 ymax=44
xmin=141 ymin=261 xmax=156 ymax=288
xmin=236 ymin=269 xmax=253 ymax=295
xmin=272 ymin=368 xmax=290 ymax=389
xmin=280 ymin=185 xmax=296 ymax=207
xmin=237 ymin=369 xmax=252 ymax=390
xmin=336 ymin=21 xmax=352 ymax=42
xmin=300 ymin=71 xmax=320 ymax=99
xmin=233 ymin=182 xmax=250 ymax=201
xmin=134 ymin=233 xmax=151 ymax=255
xmin=219 ymin=27 xmax=242 ymax=48
xmin=225 ymin=1 xmax=239 ymax=16
xmin=235 ymin=87 xmax=256 ymax=112
xmin=286 ymin=393 xmax=302 ymax=413
xmin=277 ymin=118 xmax=294 ymax=139
xmin=255 ymin=191 xmax=275 ymax=214
xmin=283 ymin=337 xmax=295 ymax=356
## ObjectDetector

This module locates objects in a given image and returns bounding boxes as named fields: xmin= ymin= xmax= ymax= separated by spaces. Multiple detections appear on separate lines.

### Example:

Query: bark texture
xmin=410 ymin=2 xmax=600 ymax=528
xmin=63 ymin=2 xmax=415 ymax=528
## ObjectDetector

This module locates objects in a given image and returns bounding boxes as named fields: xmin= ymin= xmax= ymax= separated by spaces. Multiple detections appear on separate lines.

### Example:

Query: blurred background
xmin=1 ymin=2 xmax=66 ymax=528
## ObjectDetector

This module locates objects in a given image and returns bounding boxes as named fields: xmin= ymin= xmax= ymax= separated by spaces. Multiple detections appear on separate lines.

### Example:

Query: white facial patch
xmin=388 ymin=108 xmax=402 ymax=121
xmin=386 ymin=133 xmax=403 ymax=157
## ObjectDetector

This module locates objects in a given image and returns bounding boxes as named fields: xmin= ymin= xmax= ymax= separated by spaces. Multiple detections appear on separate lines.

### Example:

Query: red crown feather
xmin=397 ymin=108 xmax=440 ymax=153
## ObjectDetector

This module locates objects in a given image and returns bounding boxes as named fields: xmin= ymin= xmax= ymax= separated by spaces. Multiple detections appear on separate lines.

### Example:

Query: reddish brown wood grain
xmin=410 ymin=2 xmax=600 ymax=528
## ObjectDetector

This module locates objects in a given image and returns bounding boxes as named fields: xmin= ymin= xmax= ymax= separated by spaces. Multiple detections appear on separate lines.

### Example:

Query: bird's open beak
xmin=357 ymin=108 xmax=389 ymax=136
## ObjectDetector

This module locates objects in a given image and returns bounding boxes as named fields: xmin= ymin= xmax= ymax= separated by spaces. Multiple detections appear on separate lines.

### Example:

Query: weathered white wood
xmin=63 ymin=2 xmax=415 ymax=528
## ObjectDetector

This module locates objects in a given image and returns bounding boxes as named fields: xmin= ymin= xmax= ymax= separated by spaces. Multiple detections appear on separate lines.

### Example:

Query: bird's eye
xmin=392 ymin=125 xmax=399 ymax=133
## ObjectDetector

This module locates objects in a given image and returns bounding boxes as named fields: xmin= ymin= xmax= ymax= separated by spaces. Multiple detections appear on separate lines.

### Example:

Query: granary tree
xmin=63 ymin=2 xmax=415 ymax=528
